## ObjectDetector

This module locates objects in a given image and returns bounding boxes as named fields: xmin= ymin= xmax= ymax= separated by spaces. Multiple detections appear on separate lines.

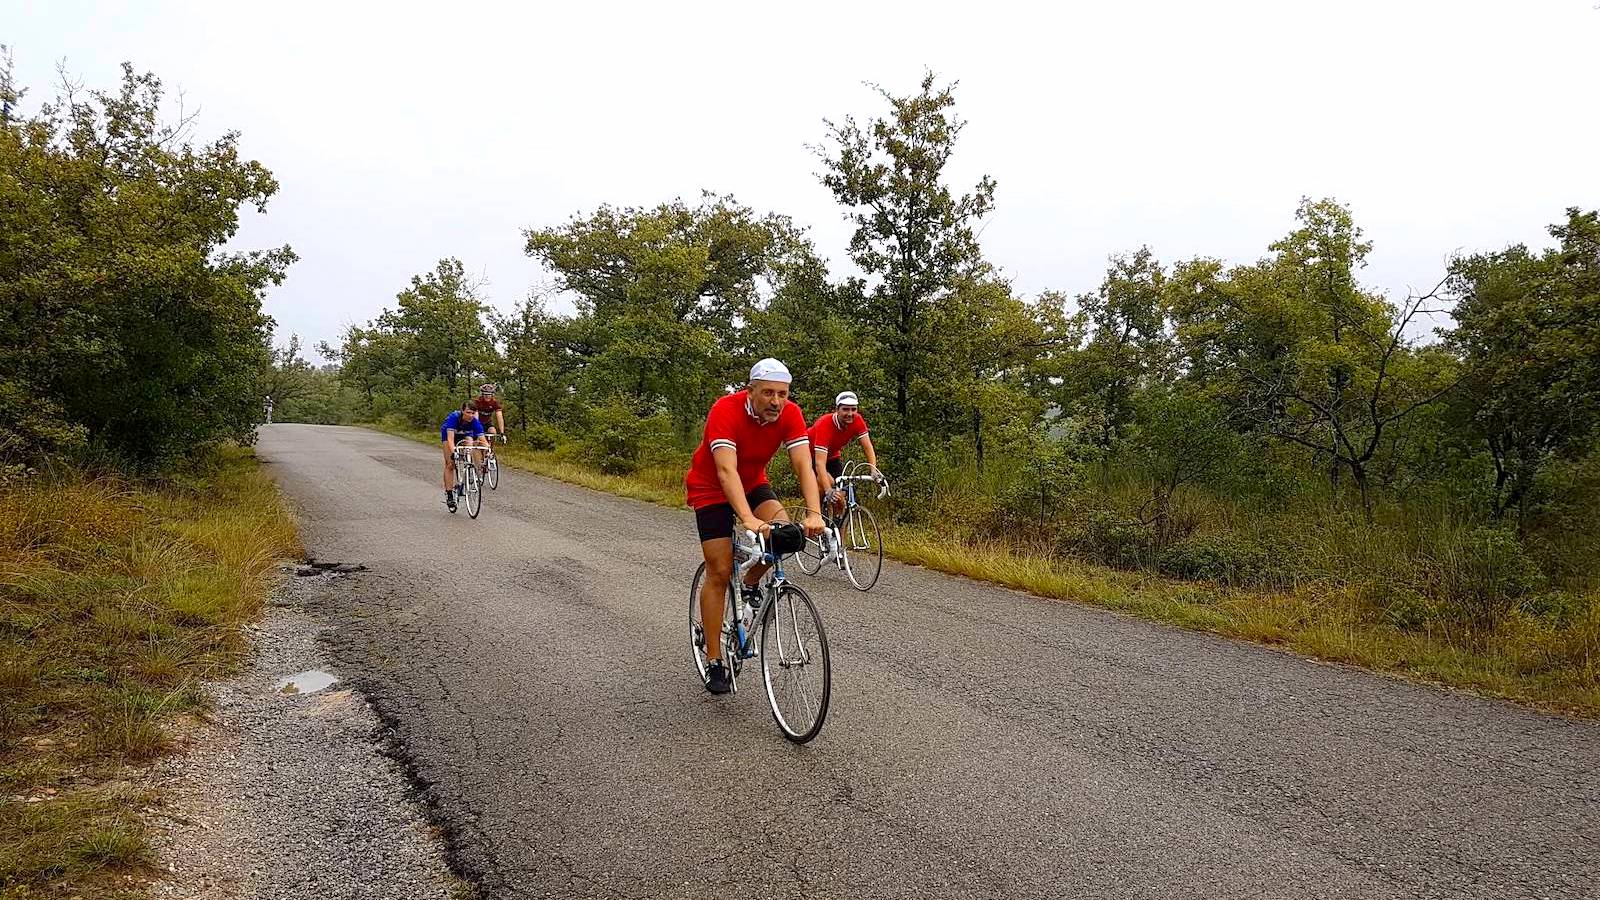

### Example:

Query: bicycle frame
xmin=727 ymin=530 xmax=790 ymax=658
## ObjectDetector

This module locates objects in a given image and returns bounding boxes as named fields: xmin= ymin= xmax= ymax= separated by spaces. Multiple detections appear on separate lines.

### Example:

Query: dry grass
xmin=888 ymin=527 xmax=1600 ymax=714
xmin=0 ymin=447 xmax=300 ymax=898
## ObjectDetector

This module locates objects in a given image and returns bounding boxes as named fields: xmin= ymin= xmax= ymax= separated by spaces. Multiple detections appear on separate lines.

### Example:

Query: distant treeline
xmin=5 ymin=58 xmax=1595 ymax=637
xmin=285 ymin=75 xmax=1599 ymax=638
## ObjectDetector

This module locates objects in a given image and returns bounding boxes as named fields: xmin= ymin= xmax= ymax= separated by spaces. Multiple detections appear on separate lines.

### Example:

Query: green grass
xmin=887 ymin=528 xmax=1599 ymax=712
xmin=364 ymin=423 xmax=1599 ymax=716
xmin=0 ymin=448 xmax=301 ymax=898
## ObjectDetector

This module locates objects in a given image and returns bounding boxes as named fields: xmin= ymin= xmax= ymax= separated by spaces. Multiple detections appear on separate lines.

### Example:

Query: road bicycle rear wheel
xmin=759 ymin=583 xmax=830 ymax=743
xmin=689 ymin=562 xmax=738 ymax=688
xmin=464 ymin=464 xmax=482 ymax=519
xmin=842 ymin=506 xmax=882 ymax=591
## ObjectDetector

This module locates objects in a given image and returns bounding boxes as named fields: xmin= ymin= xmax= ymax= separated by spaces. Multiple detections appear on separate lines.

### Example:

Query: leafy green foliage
xmin=0 ymin=63 xmax=294 ymax=466
xmin=1446 ymin=208 xmax=1600 ymax=525
xmin=815 ymin=72 xmax=998 ymax=435
xmin=302 ymin=73 xmax=1594 ymax=643
xmin=1168 ymin=199 xmax=1460 ymax=515
xmin=523 ymin=194 xmax=816 ymax=430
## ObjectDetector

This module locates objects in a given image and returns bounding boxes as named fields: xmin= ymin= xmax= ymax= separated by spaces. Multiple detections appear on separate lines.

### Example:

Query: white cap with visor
xmin=749 ymin=358 xmax=792 ymax=384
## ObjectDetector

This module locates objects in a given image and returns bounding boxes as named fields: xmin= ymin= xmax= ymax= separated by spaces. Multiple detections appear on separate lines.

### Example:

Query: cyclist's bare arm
xmin=494 ymin=410 xmax=505 ymax=433
xmin=787 ymin=443 xmax=826 ymax=536
xmin=814 ymin=446 xmax=835 ymax=495
xmin=861 ymin=435 xmax=881 ymax=475
xmin=712 ymin=446 xmax=766 ymax=536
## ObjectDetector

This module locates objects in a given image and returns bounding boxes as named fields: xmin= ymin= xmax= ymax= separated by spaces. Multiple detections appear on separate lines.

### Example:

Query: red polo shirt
xmin=808 ymin=411 xmax=870 ymax=461
xmin=685 ymin=390 xmax=810 ymax=509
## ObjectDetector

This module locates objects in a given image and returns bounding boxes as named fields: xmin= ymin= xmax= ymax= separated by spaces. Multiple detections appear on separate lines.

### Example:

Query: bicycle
xmin=479 ymin=434 xmax=505 ymax=490
xmin=449 ymin=443 xmax=484 ymax=518
xmin=689 ymin=521 xmax=832 ymax=743
xmin=797 ymin=461 xmax=888 ymax=590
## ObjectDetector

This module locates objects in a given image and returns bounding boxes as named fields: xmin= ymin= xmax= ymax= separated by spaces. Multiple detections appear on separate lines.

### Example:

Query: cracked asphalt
xmin=257 ymin=424 xmax=1598 ymax=900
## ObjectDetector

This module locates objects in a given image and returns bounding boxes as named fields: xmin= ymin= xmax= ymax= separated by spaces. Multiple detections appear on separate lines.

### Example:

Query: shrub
xmin=1055 ymin=505 xmax=1158 ymax=570
xmin=522 ymin=422 xmax=562 ymax=452
xmin=581 ymin=399 xmax=675 ymax=476
xmin=1520 ymin=590 xmax=1589 ymax=628
xmin=402 ymin=382 xmax=454 ymax=430
xmin=1426 ymin=526 xmax=1544 ymax=632
xmin=1379 ymin=586 xmax=1440 ymax=633
xmin=1158 ymin=532 xmax=1283 ymax=586
xmin=927 ymin=486 xmax=1005 ymax=540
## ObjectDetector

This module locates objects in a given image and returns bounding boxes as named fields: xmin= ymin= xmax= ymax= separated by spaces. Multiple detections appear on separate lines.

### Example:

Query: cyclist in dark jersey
xmin=469 ymin=384 xmax=505 ymax=437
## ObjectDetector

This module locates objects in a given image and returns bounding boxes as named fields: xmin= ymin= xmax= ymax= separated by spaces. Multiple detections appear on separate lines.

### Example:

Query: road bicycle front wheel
xmin=796 ymin=530 xmax=826 ymax=576
xmin=464 ymin=464 xmax=482 ymax=519
xmin=759 ymin=583 xmax=831 ymax=743
xmin=689 ymin=562 xmax=738 ymax=688
xmin=842 ymin=506 xmax=882 ymax=591
xmin=487 ymin=454 xmax=499 ymax=490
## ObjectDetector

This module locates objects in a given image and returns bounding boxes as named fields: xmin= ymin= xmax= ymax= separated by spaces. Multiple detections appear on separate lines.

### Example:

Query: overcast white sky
xmin=7 ymin=1 xmax=1599 ymax=359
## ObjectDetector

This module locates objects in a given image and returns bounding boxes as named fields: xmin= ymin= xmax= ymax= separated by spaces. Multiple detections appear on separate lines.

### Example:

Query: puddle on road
xmin=276 ymin=670 xmax=338 ymax=695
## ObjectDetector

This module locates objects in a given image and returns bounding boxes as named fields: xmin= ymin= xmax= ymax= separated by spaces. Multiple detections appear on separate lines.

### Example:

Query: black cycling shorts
xmin=694 ymin=484 xmax=780 ymax=542
xmin=825 ymin=457 xmax=844 ymax=478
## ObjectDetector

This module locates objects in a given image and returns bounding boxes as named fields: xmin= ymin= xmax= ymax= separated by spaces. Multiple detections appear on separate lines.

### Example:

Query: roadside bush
xmin=1379 ymin=586 xmax=1440 ymax=633
xmin=993 ymin=422 xmax=1085 ymax=530
xmin=1425 ymin=526 xmax=1544 ymax=632
xmin=1520 ymin=590 xmax=1589 ymax=629
xmin=928 ymin=486 xmax=1005 ymax=540
xmin=402 ymin=383 xmax=454 ymax=430
xmin=1055 ymin=504 xmax=1158 ymax=570
xmin=522 ymin=422 xmax=562 ymax=452
xmin=580 ymin=400 xmax=676 ymax=476
xmin=1158 ymin=532 xmax=1285 ymax=586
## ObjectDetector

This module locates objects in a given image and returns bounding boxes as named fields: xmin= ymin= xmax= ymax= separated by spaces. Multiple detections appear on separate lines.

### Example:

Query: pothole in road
xmin=294 ymin=559 xmax=367 ymax=577
xmin=276 ymin=670 xmax=339 ymax=695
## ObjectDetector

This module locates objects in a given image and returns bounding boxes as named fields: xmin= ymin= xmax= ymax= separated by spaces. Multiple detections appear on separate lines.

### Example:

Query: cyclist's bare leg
xmin=442 ymin=445 xmax=456 ymax=492
xmin=698 ymin=538 xmax=735 ymax=662
xmin=741 ymin=498 xmax=789 ymax=589
xmin=481 ymin=431 xmax=497 ymax=472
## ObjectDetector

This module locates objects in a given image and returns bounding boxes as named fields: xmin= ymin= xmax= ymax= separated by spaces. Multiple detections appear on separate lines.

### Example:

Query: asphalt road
xmin=257 ymin=424 xmax=1598 ymax=900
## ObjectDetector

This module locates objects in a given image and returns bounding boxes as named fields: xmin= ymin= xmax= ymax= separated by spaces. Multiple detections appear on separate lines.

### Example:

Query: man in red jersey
xmin=809 ymin=390 xmax=880 ymax=518
xmin=685 ymin=358 xmax=825 ymax=694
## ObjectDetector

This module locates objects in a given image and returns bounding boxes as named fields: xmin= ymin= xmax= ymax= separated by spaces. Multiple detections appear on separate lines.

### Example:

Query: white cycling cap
xmin=749 ymin=358 xmax=792 ymax=384
xmin=835 ymin=391 xmax=859 ymax=407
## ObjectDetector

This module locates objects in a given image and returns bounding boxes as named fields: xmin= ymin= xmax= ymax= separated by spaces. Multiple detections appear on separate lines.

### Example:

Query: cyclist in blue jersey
xmin=440 ymin=402 xmax=487 ymax=512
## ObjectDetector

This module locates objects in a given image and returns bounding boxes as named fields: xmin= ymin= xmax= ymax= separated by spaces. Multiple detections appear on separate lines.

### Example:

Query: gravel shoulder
xmin=141 ymin=568 xmax=466 ymax=900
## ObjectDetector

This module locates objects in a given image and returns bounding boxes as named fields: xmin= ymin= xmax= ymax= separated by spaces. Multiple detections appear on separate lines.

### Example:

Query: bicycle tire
xmin=487 ymin=455 xmax=499 ymax=490
xmin=451 ymin=457 xmax=467 ymax=512
xmin=464 ymin=464 xmax=482 ymax=519
xmin=842 ymin=505 xmax=882 ymax=591
xmin=759 ymin=583 xmax=831 ymax=743
xmin=796 ymin=531 xmax=826 ymax=576
xmin=688 ymin=562 xmax=738 ymax=687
